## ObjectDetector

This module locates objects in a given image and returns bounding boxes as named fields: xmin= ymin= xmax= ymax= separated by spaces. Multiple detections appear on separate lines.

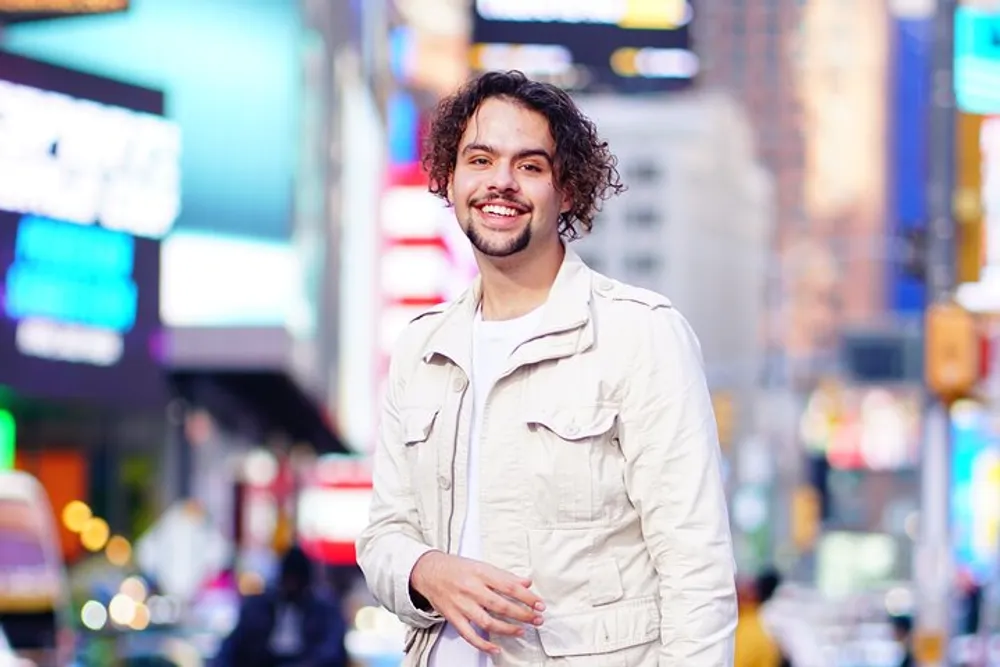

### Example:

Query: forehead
xmin=460 ymin=97 xmax=555 ymax=153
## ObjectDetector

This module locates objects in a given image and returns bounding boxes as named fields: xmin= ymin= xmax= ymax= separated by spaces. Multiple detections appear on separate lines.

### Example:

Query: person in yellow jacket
xmin=735 ymin=571 xmax=785 ymax=667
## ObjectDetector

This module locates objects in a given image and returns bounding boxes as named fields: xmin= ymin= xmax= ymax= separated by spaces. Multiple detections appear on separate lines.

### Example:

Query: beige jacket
xmin=357 ymin=248 xmax=738 ymax=666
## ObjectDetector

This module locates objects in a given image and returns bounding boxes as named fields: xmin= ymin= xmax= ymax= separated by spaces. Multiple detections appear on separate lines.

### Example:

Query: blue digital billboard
xmin=0 ymin=51 xmax=179 ymax=407
xmin=951 ymin=401 xmax=1000 ymax=583
xmin=955 ymin=6 xmax=1000 ymax=115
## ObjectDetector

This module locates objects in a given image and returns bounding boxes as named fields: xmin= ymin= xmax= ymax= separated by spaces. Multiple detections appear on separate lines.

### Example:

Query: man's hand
xmin=410 ymin=551 xmax=546 ymax=655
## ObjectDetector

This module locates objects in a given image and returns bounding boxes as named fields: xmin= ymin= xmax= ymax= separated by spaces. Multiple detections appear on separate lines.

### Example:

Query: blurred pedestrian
xmin=755 ymin=569 xmax=828 ymax=667
xmin=215 ymin=546 xmax=347 ymax=667
xmin=357 ymin=69 xmax=737 ymax=666
xmin=735 ymin=574 xmax=783 ymax=667
xmin=889 ymin=615 xmax=914 ymax=667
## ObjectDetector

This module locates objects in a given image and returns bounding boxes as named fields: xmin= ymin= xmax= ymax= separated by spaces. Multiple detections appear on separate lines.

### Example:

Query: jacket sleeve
xmin=356 ymin=349 xmax=443 ymax=629
xmin=618 ymin=306 xmax=738 ymax=665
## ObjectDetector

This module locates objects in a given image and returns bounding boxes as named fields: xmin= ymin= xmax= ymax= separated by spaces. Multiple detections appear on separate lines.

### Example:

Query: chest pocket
xmin=526 ymin=405 xmax=621 ymax=525
xmin=402 ymin=407 xmax=438 ymax=446
xmin=401 ymin=407 xmax=441 ymax=532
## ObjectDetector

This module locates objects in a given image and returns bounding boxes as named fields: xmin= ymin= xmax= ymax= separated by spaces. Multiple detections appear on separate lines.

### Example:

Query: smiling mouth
xmin=476 ymin=202 xmax=527 ymax=219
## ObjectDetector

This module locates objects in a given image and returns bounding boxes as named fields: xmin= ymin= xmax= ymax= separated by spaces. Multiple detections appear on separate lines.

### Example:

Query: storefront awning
xmin=169 ymin=370 xmax=348 ymax=455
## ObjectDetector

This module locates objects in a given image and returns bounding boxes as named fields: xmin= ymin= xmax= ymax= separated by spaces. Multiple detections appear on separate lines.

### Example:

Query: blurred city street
xmin=0 ymin=0 xmax=999 ymax=665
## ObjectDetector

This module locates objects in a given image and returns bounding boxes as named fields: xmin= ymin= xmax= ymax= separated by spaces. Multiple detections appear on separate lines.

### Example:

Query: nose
xmin=487 ymin=159 xmax=518 ymax=193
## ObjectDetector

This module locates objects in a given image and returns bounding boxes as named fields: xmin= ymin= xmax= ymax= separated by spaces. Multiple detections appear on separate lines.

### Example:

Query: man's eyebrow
xmin=460 ymin=142 xmax=495 ymax=156
xmin=513 ymin=148 xmax=554 ymax=163
xmin=460 ymin=143 xmax=553 ymax=163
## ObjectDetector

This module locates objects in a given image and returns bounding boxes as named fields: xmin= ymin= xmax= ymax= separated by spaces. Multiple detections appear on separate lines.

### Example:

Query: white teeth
xmin=481 ymin=204 xmax=519 ymax=217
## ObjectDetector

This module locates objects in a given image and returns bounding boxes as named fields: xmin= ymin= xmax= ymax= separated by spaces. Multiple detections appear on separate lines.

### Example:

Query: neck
xmin=477 ymin=241 xmax=564 ymax=321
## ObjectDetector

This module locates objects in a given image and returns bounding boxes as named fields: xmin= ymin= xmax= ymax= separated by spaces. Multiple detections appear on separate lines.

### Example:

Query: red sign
xmin=297 ymin=456 xmax=373 ymax=566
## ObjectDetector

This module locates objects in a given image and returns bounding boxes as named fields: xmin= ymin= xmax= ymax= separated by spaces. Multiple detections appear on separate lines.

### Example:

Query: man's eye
xmin=470 ymin=157 xmax=489 ymax=165
xmin=521 ymin=164 xmax=542 ymax=172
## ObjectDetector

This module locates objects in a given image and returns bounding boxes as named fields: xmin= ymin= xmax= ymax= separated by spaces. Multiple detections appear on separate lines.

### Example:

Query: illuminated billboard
xmin=0 ymin=51 xmax=178 ymax=406
xmin=955 ymin=6 xmax=1000 ymax=115
xmin=471 ymin=0 xmax=696 ymax=93
xmin=951 ymin=400 xmax=1000 ymax=582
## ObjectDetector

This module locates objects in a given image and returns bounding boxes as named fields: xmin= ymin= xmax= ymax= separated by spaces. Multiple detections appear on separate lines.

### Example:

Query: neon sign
xmin=475 ymin=0 xmax=691 ymax=29
xmin=2 ymin=216 xmax=138 ymax=365
xmin=0 ymin=52 xmax=165 ymax=406
xmin=0 ymin=79 xmax=181 ymax=240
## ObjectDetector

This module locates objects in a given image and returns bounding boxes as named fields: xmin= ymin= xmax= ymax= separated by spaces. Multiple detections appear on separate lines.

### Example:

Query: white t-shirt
xmin=428 ymin=305 xmax=544 ymax=667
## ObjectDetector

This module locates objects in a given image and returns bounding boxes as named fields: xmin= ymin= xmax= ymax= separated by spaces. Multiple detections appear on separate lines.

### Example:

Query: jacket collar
xmin=421 ymin=246 xmax=594 ymax=375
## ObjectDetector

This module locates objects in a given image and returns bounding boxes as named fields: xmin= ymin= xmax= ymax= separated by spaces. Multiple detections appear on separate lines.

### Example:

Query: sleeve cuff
xmin=395 ymin=540 xmax=444 ymax=627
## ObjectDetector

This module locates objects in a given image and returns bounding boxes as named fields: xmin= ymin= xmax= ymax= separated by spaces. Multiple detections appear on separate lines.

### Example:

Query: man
xmin=215 ymin=547 xmax=347 ymax=667
xmin=357 ymin=70 xmax=737 ymax=666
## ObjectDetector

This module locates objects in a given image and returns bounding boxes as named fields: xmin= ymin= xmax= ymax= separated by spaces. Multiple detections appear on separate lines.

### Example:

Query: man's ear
xmin=447 ymin=175 xmax=455 ymax=204
xmin=560 ymin=191 xmax=573 ymax=214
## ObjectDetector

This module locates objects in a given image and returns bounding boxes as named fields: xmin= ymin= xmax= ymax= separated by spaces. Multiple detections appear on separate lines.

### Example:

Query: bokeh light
xmin=130 ymin=603 xmax=151 ymax=631
xmin=105 ymin=535 xmax=132 ymax=566
xmin=80 ymin=517 xmax=110 ymax=552
xmin=80 ymin=600 xmax=107 ymax=631
xmin=61 ymin=500 xmax=92 ymax=533
xmin=120 ymin=576 xmax=148 ymax=603
xmin=108 ymin=593 xmax=137 ymax=626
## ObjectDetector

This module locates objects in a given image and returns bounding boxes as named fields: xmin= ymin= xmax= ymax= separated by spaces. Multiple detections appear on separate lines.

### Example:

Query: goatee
xmin=465 ymin=217 xmax=532 ymax=258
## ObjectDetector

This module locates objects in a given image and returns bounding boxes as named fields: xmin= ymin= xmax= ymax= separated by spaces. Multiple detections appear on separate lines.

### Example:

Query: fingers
xmin=451 ymin=616 xmax=501 ymax=656
xmin=485 ymin=570 xmax=546 ymax=613
xmin=482 ymin=591 xmax=544 ymax=626
xmin=469 ymin=604 xmax=526 ymax=638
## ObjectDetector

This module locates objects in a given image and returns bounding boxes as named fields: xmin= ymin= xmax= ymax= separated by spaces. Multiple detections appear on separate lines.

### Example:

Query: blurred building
xmin=0 ymin=1 xmax=351 ymax=587
xmin=574 ymin=91 xmax=772 ymax=402
xmin=0 ymin=48 xmax=176 ymax=566
xmin=699 ymin=0 xmax=891 ymax=381
xmin=697 ymin=0 xmax=805 ymax=374
xmin=698 ymin=0 xmax=914 ymax=580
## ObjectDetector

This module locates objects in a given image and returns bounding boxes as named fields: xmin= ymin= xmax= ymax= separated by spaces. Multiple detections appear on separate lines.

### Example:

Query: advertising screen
xmin=471 ymin=0 xmax=696 ymax=93
xmin=0 ymin=51 xmax=180 ymax=406
xmin=951 ymin=400 xmax=1000 ymax=582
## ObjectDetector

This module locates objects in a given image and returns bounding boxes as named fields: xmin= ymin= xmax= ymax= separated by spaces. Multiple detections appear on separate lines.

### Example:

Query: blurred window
xmin=624 ymin=206 xmax=661 ymax=230
xmin=625 ymin=253 xmax=662 ymax=277
xmin=626 ymin=160 xmax=663 ymax=185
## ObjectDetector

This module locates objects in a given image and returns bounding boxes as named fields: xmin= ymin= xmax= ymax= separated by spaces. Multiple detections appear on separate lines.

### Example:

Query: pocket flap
xmin=527 ymin=406 xmax=618 ymax=441
xmin=401 ymin=407 xmax=439 ymax=446
xmin=536 ymin=596 xmax=659 ymax=657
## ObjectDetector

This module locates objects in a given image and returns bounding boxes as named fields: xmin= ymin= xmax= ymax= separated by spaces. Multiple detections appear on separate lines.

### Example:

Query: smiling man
xmin=357 ymin=70 xmax=737 ymax=666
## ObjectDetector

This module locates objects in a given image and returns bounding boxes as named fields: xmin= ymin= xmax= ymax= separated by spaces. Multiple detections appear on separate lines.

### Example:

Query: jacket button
xmin=438 ymin=475 xmax=452 ymax=490
xmin=598 ymin=279 xmax=614 ymax=292
xmin=452 ymin=377 xmax=468 ymax=392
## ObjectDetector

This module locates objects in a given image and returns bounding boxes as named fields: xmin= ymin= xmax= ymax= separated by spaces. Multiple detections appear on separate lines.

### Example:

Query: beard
xmin=465 ymin=213 xmax=532 ymax=258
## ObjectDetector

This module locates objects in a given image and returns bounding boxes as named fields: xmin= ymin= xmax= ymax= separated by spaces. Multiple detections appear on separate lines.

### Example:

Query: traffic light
xmin=955 ymin=112 xmax=984 ymax=284
xmin=791 ymin=485 xmax=820 ymax=552
xmin=925 ymin=301 xmax=980 ymax=402
xmin=711 ymin=391 xmax=736 ymax=453
xmin=0 ymin=409 xmax=15 ymax=470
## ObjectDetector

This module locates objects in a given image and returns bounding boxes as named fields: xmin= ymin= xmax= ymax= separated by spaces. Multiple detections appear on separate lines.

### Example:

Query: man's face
xmin=449 ymin=96 xmax=571 ymax=260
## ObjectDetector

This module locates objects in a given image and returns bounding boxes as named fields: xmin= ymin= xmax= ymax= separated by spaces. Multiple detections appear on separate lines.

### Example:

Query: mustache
xmin=469 ymin=194 xmax=531 ymax=211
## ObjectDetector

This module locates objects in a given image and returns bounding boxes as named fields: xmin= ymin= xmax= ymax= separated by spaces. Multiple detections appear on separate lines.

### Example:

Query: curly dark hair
xmin=423 ymin=70 xmax=625 ymax=241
